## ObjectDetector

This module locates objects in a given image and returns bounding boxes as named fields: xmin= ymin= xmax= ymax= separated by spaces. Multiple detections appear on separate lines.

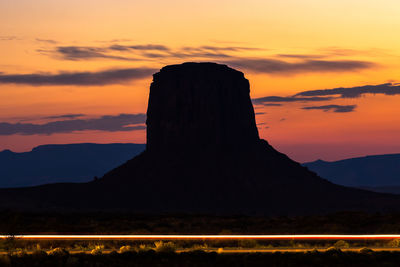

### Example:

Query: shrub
xmin=119 ymin=245 xmax=134 ymax=253
xmin=34 ymin=243 xmax=41 ymax=251
xmin=326 ymin=247 xmax=341 ymax=253
xmin=333 ymin=240 xmax=349 ymax=249
xmin=90 ymin=245 xmax=104 ymax=255
xmin=191 ymin=243 xmax=208 ymax=251
xmin=138 ymin=244 xmax=152 ymax=252
xmin=11 ymin=249 xmax=27 ymax=258
xmin=154 ymin=241 xmax=176 ymax=253
xmin=47 ymin=247 xmax=69 ymax=257
xmin=388 ymin=239 xmax=400 ymax=247
xmin=73 ymin=242 xmax=86 ymax=251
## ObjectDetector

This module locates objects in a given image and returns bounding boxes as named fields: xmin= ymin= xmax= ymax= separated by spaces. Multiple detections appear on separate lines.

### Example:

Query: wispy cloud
xmin=54 ymin=46 xmax=136 ymax=61
xmin=109 ymin=44 xmax=170 ymax=51
xmin=0 ymin=113 xmax=146 ymax=135
xmin=182 ymin=45 xmax=261 ymax=52
xmin=36 ymin=38 xmax=58 ymax=44
xmin=0 ymin=67 xmax=156 ymax=86
xmin=252 ymin=96 xmax=334 ymax=105
xmin=319 ymin=47 xmax=390 ymax=57
xmin=42 ymin=114 xmax=85 ymax=119
xmin=295 ymin=83 xmax=400 ymax=98
xmin=261 ymin=103 xmax=282 ymax=106
xmin=49 ymin=44 xmax=258 ymax=61
xmin=95 ymin=38 xmax=132 ymax=43
xmin=225 ymin=58 xmax=374 ymax=75
xmin=276 ymin=54 xmax=324 ymax=59
xmin=0 ymin=36 xmax=18 ymax=41
xmin=302 ymin=104 xmax=357 ymax=113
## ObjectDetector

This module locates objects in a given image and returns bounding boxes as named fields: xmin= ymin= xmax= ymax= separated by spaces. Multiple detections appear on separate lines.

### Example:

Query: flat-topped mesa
xmin=146 ymin=62 xmax=260 ymax=155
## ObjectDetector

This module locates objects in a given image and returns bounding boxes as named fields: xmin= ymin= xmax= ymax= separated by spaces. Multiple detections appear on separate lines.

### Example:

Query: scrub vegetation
xmin=1 ymin=248 xmax=400 ymax=266
xmin=2 ymin=211 xmax=400 ymax=235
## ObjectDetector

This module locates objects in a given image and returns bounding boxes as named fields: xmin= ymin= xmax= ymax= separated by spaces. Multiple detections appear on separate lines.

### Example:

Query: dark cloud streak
xmin=53 ymin=44 xmax=255 ymax=60
xmin=43 ymin=114 xmax=85 ymax=119
xmin=0 ymin=36 xmax=18 ymax=41
xmin=36 ymin=38 xmax=57 ymax=44
xmin=295 ymin=83 xmax=400 ymax=98
xmin=55 ymin=46 xmax=135 ymax=61
xmin=226 ymin=58 xmax=374 ymax=74
xmin=109 ymin=44 xmax=169 ymax=51
xmin=302 ymin=105 xmax=357 ymax=113
xmin=252 ymin=96 xmax=334 ymax=105
xmin=276 ymin=54 xmax=324 ymax=59
xmin=182 ymin=45 xmax=261 ymax=52
xmin=0 ymin=68 xmax=156 ymax=86
xmin=0 ymin=114 xmax=146 ymax=135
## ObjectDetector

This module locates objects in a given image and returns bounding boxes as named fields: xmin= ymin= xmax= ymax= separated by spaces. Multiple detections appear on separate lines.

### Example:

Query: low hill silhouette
xmin=0 ymin=143 xmax=145 ymax=188
xmin=1 ymin=62 xmax=400 ymax=215
xmin=304 ymin=154 xmax=400 ymax=187
xmin=359 ymin=185 xmax=400 ymax=194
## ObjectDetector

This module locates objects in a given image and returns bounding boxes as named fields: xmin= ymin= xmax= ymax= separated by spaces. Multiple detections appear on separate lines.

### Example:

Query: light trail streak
xmin=1 ymin=235 xmax=400 ymax=240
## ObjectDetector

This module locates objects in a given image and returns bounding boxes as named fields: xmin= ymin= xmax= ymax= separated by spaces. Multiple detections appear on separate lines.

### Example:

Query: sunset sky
xmin=1 ymin=0 xmax=400 ymax=162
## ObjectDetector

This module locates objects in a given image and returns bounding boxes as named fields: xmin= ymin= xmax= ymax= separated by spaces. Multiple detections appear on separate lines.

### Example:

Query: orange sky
xmin=1 ymin=0 xmax=400 ymax=162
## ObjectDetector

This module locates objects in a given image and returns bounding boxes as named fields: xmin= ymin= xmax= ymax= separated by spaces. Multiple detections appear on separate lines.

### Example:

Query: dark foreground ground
xmin=2 ymin=211 xmax=400 ymax=234
xmin=2 ymin=212 xmax=400 ymax=266
xmin=1 ymin=250 xmax=400 ymax=267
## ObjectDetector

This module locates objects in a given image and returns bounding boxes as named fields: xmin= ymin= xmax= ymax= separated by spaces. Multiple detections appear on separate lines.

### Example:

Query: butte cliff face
xmin=146 ymin=63 xmax=259 ymax=156
xmin=1 ymin=62 xmax=400 ymax=214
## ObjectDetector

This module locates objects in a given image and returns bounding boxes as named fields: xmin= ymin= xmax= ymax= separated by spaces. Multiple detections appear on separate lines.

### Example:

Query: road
xmin=2 ymin=234 xmax=400 ymax=240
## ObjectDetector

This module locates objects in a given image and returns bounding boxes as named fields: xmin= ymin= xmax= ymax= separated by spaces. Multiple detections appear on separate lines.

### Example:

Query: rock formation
xmin=146 ymin=63 xmax=259 ymax=156
xmin=1 ymin=62 xmax=400 ymax=214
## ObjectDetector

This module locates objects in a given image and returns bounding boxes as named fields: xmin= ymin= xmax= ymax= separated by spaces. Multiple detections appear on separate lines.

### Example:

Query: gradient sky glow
xmin=1 ymin=0 xmax=400 ymax=162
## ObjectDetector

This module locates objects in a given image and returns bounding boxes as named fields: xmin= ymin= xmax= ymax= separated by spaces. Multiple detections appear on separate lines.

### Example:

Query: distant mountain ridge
xmin=304 ymin=154 xmax=400 ymax=187
xmin=2 ymin=143 xmax=400 ymax=191
xmin=0 ymin=143 xmax=145 ymax=188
